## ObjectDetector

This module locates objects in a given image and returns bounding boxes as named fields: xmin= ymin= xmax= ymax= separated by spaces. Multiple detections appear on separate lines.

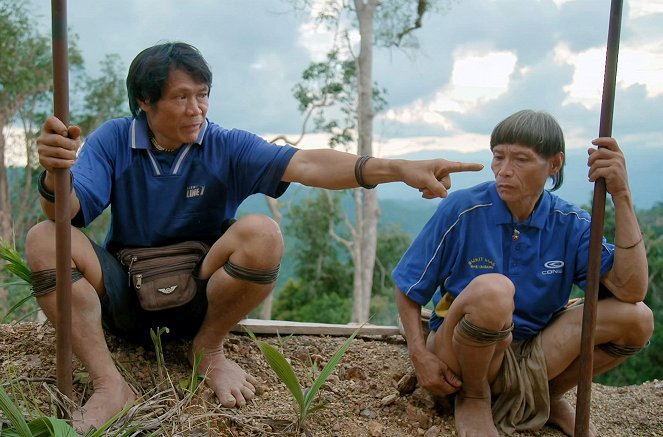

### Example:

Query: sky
xmin=22 ymin=0 xmax=663 ymax=199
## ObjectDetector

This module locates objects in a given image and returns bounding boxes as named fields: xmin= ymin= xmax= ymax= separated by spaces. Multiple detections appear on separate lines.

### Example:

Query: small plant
xmin=149 ymin=326 xmax=170 ymax=383
xmin=0 ymin=239 xmax=36 ymax=323
xmin=247 ymin=324 xmax=364 ymax=433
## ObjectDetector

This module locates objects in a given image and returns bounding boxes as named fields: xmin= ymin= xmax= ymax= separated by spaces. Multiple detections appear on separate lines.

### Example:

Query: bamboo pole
xmin=50 ymin=0 xmax=73 ymax=402
xmin=574 ymin=1 xmax=623 ymax=435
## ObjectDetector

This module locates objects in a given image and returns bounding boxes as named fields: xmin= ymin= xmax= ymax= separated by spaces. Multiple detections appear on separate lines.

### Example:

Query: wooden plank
xmin=232 ymin=318 xmax=402 ymax=337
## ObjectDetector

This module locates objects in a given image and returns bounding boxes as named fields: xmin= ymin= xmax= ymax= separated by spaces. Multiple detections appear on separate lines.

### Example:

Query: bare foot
xmin=548 ymin=397 xmax=596 ymax=437
xmin=454 ymin=394 xmax=499 ymax=437
xmin=71 ymin=378 xmax=135 ymax=433
xmin=191 ymin=346 xmax=257 ymax=407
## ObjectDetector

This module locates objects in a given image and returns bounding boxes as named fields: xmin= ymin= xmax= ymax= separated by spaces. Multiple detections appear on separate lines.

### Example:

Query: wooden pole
xmin=50 ymin=0 xmax=73 ymax=402
xmin=574 ymin=1 xmax=623 ymax=435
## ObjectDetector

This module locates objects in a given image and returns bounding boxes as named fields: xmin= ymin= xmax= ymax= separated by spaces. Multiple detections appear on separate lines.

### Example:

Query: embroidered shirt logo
xmin=468 ymin=257 xmax=496 ymax=270
xmin=542 ymin=260 xmax=564 ymax=275
xmin=186 ymin=185 xmax=205 ymax=198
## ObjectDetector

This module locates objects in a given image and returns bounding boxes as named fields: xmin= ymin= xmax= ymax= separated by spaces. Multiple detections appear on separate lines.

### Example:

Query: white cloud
xmin=629 ymin=0 xmax=663 ymax=18
xmin=556 ymin=44 xmax=604 ymax=109
xmin=296 ymin=0 xmax=360 ymax=62
xmin=557 ymin=36 xmax=663 ymax=111
xmin=3 ymin=127 xmax=28 ymax=167
xmin=373 ymin=133 xmax=490 ymax=157
xmin=382 ymin=48 xmax=517 ymax=130
xmin=619 ymin=43 xmax=663 ymax=97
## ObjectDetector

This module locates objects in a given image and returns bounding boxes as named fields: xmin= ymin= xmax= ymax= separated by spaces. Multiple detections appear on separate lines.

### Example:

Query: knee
xmin=25 ymin=221 xmax=56 ymax=267
xmin=610 ymin=300 xmax=654 ymax=346
xmin=464 ymin=273 xmax=515 ymax=320
xmin=629 ymin=302 xmax=654 ymax=345
xmin=232 ymin=214 xmax=284 ymax=257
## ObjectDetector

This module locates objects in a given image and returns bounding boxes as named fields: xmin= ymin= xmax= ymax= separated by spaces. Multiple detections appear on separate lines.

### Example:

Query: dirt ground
xmin=1 ymin=322 xmax=662 ymax=436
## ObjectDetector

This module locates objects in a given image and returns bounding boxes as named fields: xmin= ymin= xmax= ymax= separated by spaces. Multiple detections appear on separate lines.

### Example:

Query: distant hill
xmin=238 ymin=144 xmax=661 ymax=240
xmin=377 ymin=146 xmax=662 ymax=211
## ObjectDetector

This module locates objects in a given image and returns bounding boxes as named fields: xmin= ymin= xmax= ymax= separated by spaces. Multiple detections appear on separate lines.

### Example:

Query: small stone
xmin=397 ymin=372 xmax=417 ymax=395
xmin=360 ymin=408 xmax=377 ymax=419
xmin=367 ymin=421 xmax=383 ymax=436
xmin=381 ymin=393 xmax=399 ymax=406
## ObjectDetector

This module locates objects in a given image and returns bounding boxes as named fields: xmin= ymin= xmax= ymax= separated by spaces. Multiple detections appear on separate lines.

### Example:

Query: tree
xmin=74 ymin=53 xmax=129 ymax=135
xmin=273 ymin=189 xmax=354 ymax=323
xmin=273 ymin=188 xmax=412 ymax=324
xmin=262 ymin=49 xmax=385 ymax=320
xmin=287 ymin=0 xmax=441 ymax=322
xmin=0 ymin=0 xmax=85 ymax=244
xmin=0 ymin=0 xmax=52 ymax=243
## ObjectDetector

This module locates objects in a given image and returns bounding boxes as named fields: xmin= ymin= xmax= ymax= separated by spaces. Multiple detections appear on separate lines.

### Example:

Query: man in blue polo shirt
xmin=26 ymin=42 xmax=483 ymax=431
xmin=393 ymin=110 xmax=652 ymax=436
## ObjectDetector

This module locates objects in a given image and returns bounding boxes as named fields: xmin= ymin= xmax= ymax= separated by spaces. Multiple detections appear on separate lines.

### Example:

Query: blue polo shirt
xmin=392 ymin=181 xmax=615 ymax=341
xmin=71 ymin=116 xmax=297 ymax=252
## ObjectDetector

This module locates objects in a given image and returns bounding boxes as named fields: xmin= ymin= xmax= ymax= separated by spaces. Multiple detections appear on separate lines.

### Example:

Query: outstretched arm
xmin=282 ymin=149 xmax=483 ymax=199
xmin=36 ymin=116 xmax=83 ymax=221
xmin=589 ymin=137 xmax=648 ymax=302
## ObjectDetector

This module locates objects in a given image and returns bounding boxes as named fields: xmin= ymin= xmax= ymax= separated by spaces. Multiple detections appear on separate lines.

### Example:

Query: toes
xmin=219 ymin=393 xmax=237 ymax=408
xmin=231 ymin=388 xmax=247 ymax=407
xmin=246 ymin=373 xmax=259 ymax=385
xmin=240 ymin=384 xmax=255 ymax=402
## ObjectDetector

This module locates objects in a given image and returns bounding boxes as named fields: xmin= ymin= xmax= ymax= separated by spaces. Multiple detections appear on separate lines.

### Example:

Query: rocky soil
xmin=1 ymin=322 xmax=662 ymax=436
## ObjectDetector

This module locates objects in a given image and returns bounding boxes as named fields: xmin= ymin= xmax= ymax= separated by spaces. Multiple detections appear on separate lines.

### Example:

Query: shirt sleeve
xmin=224 ymin=129 xmax=298 ymax=200
xmin=71 ymin=121 xmax=119 ymax=227
xmin=392 ymin=198 xmax=459 ymax=306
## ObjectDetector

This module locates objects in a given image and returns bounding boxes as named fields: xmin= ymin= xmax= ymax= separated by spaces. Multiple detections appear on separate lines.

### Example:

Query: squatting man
xmin=25 ymin=41 xmax=483 ymax=431
xmin=393 ymin=109 xmax=653 ymax=437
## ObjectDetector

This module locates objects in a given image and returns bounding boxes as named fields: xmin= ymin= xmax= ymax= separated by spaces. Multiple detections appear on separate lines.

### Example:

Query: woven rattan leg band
xmin=31 ymin=268 xmax=84 ymax=297
xmin=598 ymin=341 xmax=648 ymax=357
xmin=458 ymin=315 xmax=514 ymax=344
xmin=223 ymin=261 xmax=280 ymax=285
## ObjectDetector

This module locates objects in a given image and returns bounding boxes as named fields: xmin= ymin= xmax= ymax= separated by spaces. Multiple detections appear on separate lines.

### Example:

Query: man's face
xmin=139 ymin=68 xmax=209 ymax=148
xmin=491 ymin=143 xmax=561 ymax=206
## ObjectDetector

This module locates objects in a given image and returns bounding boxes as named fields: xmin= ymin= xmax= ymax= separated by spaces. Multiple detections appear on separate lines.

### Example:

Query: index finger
xmin=446 ymin=161 xmax=484 ymax=173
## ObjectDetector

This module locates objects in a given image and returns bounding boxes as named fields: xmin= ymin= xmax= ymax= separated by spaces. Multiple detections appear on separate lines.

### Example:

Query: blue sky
xmin=28 ymin=0 xmax=662 ymax=195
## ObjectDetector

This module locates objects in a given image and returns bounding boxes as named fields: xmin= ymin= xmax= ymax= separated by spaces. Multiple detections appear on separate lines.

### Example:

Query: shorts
xmin=92 ymin=239 xmax=209 ymax=346
xmin=490 ymin=334 xmax=550 ymax=435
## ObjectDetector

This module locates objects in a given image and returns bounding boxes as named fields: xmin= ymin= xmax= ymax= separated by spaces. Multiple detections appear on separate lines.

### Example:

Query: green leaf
xmin=27 ymin=416 xmax=80 ymax=436
xmin=2 ymin=294 xmax=33 ymax=323
xmin=0 ymin=383 xmax=31 ymax=436
xmin=254 ymin=339 xmax=305 ymax=412
xmin=303 ymin=323 xmax=363 ymax=415
xmin=0 ymin=240 xmax=32 ymax=284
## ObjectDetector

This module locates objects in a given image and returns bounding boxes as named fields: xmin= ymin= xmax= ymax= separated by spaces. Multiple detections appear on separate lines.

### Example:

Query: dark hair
xmin=490 ymin=109 xmax=566 ymax=191
xmin=126 ymin=42 xmax=213 ymax=117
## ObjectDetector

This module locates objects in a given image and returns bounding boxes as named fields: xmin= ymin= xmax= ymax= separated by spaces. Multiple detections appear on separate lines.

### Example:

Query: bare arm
xmin=282 ymin=149 xmax=483 ymax=199
xmin=589 ymin=137 xmax=648 ymax=302
xmin=36 ymin=116 xmax=82 ymax=220
xmin=395 ymin=289 xmax=461 ymax=396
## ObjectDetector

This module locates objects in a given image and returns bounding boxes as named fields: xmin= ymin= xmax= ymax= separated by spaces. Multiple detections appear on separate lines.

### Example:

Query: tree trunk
xmin=0 ymin=122 xmax=13 ymax=243
xmin=350 ymin=0 xmax=380 ymax=323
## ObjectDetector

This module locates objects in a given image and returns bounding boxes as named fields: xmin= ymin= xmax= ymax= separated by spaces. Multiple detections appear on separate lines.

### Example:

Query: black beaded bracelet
xmin=354 ymin=155 xmax=377 ymax=189
xmin=38 ymin=170 xmax=73 ymax=203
